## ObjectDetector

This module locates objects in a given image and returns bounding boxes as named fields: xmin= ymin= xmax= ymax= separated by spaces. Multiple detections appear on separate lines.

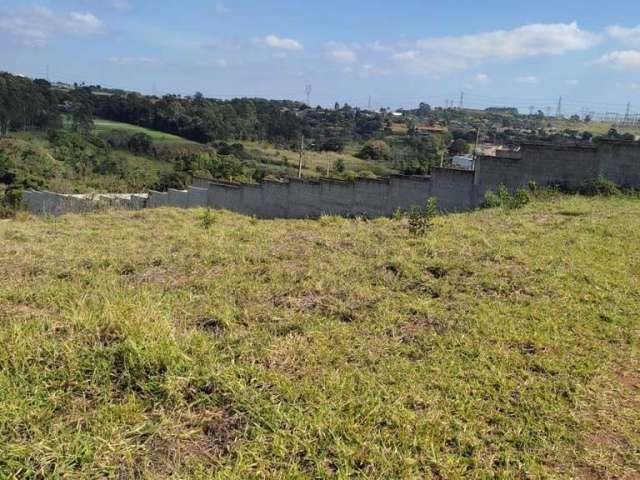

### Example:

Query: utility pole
xmin=298 ymin=135 xmax=305 ymax=178
xmin=305 ymin=85 xmax=312 ymax=106
xmin=474 ymin=127 xmax=481 ymax=157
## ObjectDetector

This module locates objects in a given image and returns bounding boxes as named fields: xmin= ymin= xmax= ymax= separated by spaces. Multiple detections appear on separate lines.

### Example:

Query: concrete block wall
xmin=187 ymin=187 xmax=208 ymax=208
xmin=167 ymin=189 xmax=189 ymax=209
xmin=597 ymin=141 xmax=640 ymax=187
xmin=431 ymin=168 xmax=475 ymax=212
xmin=23 ymin=191 xmax=147 ymax=215
xmin=24 ymin=141 xmax=640 ymax=217
xmin=319 ymin=179 xmax=355 ymax=216
xmin=147 ymin=191 xmax=168 ymax=208
xmin=475 ymin=144 xmax=600 ymax=195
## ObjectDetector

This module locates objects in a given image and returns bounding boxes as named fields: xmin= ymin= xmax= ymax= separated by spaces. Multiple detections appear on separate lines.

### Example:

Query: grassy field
xmin=552 ymin=119 xmax=640 ymax=137
xmin=1 ymin=195 xmax=639 ymax=478
xmin=88 ymin=120 xmax=396 ymax=178
xmin=92 ymin=119 xmax=195 ymax=144
xmin=242 ymin=141 xmax=396 ymax=178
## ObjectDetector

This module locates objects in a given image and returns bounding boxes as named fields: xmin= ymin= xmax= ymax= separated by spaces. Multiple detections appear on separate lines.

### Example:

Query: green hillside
xmin=92 ymin=118 xmax=196 ymax=144
xmin=0 ymin=131 xmax=175 ymax=198
xmin=0 ymin=194 xmax=638 ymax=478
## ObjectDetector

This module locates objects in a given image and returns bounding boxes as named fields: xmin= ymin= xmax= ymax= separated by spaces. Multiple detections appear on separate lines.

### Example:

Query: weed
xmin=482 ymin=184 xmax=530 ymax=210
xmin=579 ymin=177 xmax=621 ymax=197
xmin=200 ymin=208 xmax=216 ymax=230
xmin=408 ymin=197 xmax=438 ymax=235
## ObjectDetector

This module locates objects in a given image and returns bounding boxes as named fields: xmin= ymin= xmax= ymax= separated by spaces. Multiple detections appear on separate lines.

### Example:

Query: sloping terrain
xmin=0 ymin=195 xmax=638 ymax=478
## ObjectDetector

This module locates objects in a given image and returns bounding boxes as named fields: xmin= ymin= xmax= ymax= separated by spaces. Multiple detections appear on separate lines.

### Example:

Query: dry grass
xmin=0 ymin=195 xmax=639 ymax=478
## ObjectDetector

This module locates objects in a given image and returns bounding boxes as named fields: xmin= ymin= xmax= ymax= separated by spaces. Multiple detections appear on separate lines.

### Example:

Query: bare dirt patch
xmin=145 ymin=408 xmax=245 ymax=477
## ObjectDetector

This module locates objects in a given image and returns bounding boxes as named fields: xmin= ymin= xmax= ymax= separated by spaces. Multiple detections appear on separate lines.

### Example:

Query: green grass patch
xmin=0 ymin=195 xmax=638 ymax=478
xmin=92 ymin=119 xmax=195 ymax=144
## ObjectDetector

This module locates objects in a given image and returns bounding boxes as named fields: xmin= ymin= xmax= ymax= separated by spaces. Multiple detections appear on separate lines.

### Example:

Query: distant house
xmin=452 ymin=154 xmax=474 ymax=170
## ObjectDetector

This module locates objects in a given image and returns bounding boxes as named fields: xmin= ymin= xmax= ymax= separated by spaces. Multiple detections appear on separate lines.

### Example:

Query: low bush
xmin=408 ymin=197 xmax=438 ymax=235
xmin=482 ymin=184 xmax=530 ymax=210
xmin=578 ymin=177 xmax=621 ymax=197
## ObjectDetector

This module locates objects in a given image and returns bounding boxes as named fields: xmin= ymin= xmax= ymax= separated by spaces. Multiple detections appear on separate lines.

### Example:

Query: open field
xmin=1 ymin=195 xmax=639 ymax=478
xmin=242 ymin=141 xmax=396 ymax=178
xmin=92 ymin=119 xmax=196 ymax=144
xmin=552 ymin=119 xmax=640 ymax=137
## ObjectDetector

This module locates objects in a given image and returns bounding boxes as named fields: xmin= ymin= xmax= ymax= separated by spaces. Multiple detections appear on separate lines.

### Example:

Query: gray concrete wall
xmin=167 ymin=189 xmax=189 ymax=208
xmin=187 ymin=187 xmax=208 ymax=208
xmin=147 ymin=191 xmax=168 ymax=208
xmin=22 ymin=191 xmax=146 ymax=215
xmin=431 ymin=168 xmax=475 ymax=212
xmin=320 ymin=179 xmax=355 ymax=216
xmin=475 ymin=144 xmax=600 ymax=195
xmin=597 ymin=141 xmax=640 ymax=187
xmin=24 ymin=141 xmax=640 ymax=217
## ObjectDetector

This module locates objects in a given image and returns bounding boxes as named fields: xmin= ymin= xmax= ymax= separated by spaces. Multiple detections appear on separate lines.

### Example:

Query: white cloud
xmin=111 ymin=0 xmax=132 ymax=11
xmin=390 ymin=22 xmax=599 ymax=76
xmin=66 ymin=12 xmax=105 ymax=35
xmin=263 ymin=34 xmax=303 ymax=51
xmin=607 ymin=25 xmax=640 ymax=46
xmin=516 ymin=75 xmax=540 ymax=84
xmin=109 ymin=56 xmax=158 ymax=65
xmin=328 ymin=48 xmax=358 ymax=64
xmin=0 ymin=7 xmax=105 ymax=46
xmin=594 ymin=50 xmax=640 ymax=69
xmin=465 ymin=73 xmax=491 ymax=88
xmin=214 ymin=3 xmax=230 ymax=15
xmin=473 ymin=73 xmax=490 ymax=84
xmin=565 ymin=79 xmax=579 ymax=86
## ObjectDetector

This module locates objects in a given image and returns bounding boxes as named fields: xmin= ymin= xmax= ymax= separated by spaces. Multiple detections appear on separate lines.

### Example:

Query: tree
xmin=357 ymin=140 xmax=390 ymax=161
xmin=450 ymin=138 xmax=470 ymax=155
xmin=127 ymin=133 xmax=153 ymax=154
xmin=72 ymin=101 xmax=94 ymax=135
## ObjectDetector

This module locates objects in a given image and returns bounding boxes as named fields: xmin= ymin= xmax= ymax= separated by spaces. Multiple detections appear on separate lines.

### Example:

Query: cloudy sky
xmin=1 ymin=0 xmax=640 ymax=113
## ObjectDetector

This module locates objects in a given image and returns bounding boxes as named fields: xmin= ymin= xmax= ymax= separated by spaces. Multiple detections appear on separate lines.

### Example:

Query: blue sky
xmin=1 ymin=0 xmax=640 ymax=114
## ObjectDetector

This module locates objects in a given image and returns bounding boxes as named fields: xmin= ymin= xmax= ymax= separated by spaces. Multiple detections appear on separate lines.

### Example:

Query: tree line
xmin=0 ymin=73 xmax=62 ymax=136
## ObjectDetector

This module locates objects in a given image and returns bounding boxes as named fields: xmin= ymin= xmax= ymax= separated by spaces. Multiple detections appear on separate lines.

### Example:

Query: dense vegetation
xmin=1 ymin=194 xmax=638 ymax=478
xmin=2 ymin=70 xmax=640 ymax=214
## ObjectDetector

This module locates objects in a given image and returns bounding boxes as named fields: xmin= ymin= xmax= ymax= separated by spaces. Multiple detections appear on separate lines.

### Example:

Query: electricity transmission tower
xmin=624 ymin=102 xmax=631 ymax=124
xmin=556 ymin=96 xmax=563 ymax=119
xmin=459 ymin=91 xmax=464 ymax=110
xmin=305 ymin=85 xmax=312 ymax=106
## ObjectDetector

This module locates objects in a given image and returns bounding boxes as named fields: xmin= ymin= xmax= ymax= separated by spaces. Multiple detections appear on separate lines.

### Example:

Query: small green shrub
xmin=579 ymin=177 xmax=620 ymax=197
xmin=482 ymin=184 xmax=530 ymax=210
xmin=509 ymin=188 xmax=531 ymax=209
xmin=482 ymin=190 xmax=502 ymax=209
xmin=200 ymin=208 xmax=216 ymax=230
xmin=408 ymin=197 xmax=438 ymax=235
